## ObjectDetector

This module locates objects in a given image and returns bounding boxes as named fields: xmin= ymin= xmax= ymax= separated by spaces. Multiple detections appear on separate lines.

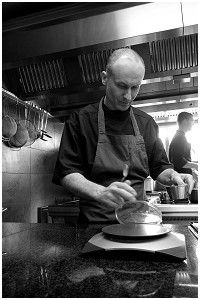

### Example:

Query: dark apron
xmin=79 ymin=98 xmax=149 ymax=223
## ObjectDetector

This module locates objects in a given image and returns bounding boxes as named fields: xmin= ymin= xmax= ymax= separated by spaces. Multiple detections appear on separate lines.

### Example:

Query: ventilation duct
xmin=16 ymin=33 xmax=198 ymax=94
xmin=150 ymin=34 xmax=198 ymax=72
xmin=18 ymin=59 xmax=68 ymax=93
xmin=2 ymin=3 xmax=198 ymax=119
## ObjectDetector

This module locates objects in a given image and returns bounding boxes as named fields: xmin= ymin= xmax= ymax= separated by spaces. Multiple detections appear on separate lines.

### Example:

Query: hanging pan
xmin=2 ymin=96 xmax=17 ymax=141
xmin=9 ymin=101 xmax=29 ymax=149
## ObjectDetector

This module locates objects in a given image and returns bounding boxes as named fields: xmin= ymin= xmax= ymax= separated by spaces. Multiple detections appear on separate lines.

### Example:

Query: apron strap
xmin=130 ymin=108 xmax=140 ymax=136
xmin=98 ymin=98 xmax=106 ymax=134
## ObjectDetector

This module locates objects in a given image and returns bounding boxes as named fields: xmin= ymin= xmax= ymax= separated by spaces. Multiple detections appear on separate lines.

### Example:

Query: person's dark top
xmin=169 ymin=130 xmax=192 ymax=174
xmin=52 ymin=101 xmax=173 ymax=185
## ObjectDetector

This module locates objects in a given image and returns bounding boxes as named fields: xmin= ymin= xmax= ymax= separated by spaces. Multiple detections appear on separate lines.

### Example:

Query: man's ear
xmin=183 ymin=119 xmax=188 ymax=126
xmin=101 ymin=71 xmax=107 ymax=86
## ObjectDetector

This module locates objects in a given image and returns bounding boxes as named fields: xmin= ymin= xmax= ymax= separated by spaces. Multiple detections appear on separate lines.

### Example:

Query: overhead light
xmin=173 ymin=73 xmax=191 ymax=84
xmin=134 ymin=100 xmax=177 ymax=108
xmin=142 ymin=76 xmax=172 ymax=85
xmin=141 ymin=72 xmax=197 ymax=86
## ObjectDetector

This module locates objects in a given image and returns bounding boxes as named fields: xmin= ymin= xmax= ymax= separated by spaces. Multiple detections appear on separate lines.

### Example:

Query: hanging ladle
xmin=40 ymin=110 xmax=52 ymax=141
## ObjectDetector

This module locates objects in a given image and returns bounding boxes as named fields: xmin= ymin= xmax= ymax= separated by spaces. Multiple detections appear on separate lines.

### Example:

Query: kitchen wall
xmin=2 ymin=117 xmax=73 ymax=223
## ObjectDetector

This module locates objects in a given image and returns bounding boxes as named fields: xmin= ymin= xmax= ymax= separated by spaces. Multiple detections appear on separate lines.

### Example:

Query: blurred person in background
xmin=169 ymin=112 xmax=198 ymax=177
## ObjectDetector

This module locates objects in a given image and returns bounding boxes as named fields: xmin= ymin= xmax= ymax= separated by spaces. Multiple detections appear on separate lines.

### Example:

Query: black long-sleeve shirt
xmin=169 ymin=130 xmax=192 ymax=174
xmin=53 ymin=101 xmax=173 ymax=185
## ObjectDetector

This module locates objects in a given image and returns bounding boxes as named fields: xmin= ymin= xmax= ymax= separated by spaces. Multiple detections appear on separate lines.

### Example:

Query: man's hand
xmin=99 ymin=180 xmax=137 ymax=208
xmin=171 ymin=172 xmax=195 ymax=194
xmin=156 ymin=169 xmax=195 ymax=194
xmin=61 ymin=173 xmax=137 ymax=209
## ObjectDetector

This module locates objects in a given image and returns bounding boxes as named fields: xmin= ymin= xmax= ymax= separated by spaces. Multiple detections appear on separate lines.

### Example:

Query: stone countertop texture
xmin=2 ymin=222 xmax=198 ymax=298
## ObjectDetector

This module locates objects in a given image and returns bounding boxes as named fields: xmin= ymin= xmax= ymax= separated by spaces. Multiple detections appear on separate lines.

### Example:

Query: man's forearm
xmin=60 ymin=173 xmax=105 ymax=200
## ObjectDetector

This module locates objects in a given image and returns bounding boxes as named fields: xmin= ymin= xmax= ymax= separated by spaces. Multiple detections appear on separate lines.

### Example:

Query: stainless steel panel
xmin=150 ymin=34 xmax=198 ymax=73
xmin=33 ymin=64 xmax=42 ymax=90
xmin=138 ymin=99 xmax=198 ymax=113
xmin=52 ymin=60 xmax=61 ymax=88
xmin=18 ymin=67 xmax=28 ymax=93
xmin=1 ymin=4 xmax=181 ymax=62
xmin=2 ymin=2 xmax=198 ymax=119
xmin=18 ymin=59 xmax=69 ymax=93
xmin=36 ymin=63 xmax=46 ymax=90
xmin=25 ymin=66 xmax=34 ymax=92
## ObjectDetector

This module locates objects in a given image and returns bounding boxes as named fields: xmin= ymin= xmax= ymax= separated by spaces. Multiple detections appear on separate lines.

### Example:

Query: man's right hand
xmin=61 ymin=173 xmax=137 ymax=209
xmin=99 ymin=180 xmax=137 ymax=208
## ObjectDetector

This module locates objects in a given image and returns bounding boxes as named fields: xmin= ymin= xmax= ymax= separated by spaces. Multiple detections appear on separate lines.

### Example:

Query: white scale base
xmin=82 ymin=231 xmax=186 ymax=261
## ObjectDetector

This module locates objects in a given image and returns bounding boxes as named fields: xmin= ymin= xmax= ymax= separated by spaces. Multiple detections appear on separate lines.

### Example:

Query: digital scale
xmin=81 ymin=224 xmax=186 ymax=261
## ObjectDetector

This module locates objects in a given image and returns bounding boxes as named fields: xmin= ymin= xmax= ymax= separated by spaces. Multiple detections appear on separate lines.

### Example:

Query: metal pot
xmin=189 ymin=189 xmax=198 ymax=203
xmin=166 ymin=184 xmax=189 ymax=201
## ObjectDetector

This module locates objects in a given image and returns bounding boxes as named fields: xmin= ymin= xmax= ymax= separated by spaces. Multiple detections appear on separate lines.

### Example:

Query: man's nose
xmin=124 ymin=89 xmax=132 ymax=101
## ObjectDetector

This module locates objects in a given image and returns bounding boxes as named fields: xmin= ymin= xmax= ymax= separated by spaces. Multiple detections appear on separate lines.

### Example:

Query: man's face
xmin=102 ymin=56 xmax=145 ymax=111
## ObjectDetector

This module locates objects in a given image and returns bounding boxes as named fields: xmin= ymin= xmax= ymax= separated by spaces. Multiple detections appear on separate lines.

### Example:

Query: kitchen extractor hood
xmin=2 ymin=2 xmax=198 ymax=121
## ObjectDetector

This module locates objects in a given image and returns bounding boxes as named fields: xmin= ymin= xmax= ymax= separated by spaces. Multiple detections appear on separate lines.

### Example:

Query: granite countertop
xmin=2 ymin=222 xmax=198 ymax=298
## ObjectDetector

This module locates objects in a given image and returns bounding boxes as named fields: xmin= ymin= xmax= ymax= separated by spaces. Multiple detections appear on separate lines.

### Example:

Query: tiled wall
xmin=2 ymin=117 xmax=73 ymax=223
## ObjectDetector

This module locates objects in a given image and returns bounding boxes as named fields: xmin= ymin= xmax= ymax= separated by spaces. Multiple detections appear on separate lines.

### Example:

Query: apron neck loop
xmin=98 ymin=98 xmax=141 ymax=137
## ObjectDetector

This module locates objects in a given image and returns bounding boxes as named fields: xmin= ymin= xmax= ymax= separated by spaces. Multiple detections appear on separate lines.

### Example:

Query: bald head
xmin=101 ymin=48 xmax=145 ymax=111
xmin=106 ymin=48 xmax=145 ymax=77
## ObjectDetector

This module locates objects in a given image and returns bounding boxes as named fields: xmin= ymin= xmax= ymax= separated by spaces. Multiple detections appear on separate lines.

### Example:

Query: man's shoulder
xmin=68 ymin=102 xmax=99 ymax=122
xmin=132 ymin=106 xmax=153 ymax=121
xmin=78 ymin=102 xmax=99 ymax=116
xmin=171 ymin=132 xmax=186 ymax=143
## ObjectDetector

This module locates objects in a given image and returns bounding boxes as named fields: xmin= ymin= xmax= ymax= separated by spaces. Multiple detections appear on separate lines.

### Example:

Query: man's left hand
xmin=171 ymin=173 xmax=195 ymax=194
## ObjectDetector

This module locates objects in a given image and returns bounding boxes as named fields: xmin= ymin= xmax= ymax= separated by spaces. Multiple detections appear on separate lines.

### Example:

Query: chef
xmin=53 ymin=48 xmax=194 ymax=223
xmin=169 ymin=112 xmax=198 ymax=175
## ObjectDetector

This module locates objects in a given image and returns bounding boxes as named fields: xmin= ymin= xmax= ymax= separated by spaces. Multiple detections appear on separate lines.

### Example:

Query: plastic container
xmin=115 ymin=201 xmax=162 ymax=224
